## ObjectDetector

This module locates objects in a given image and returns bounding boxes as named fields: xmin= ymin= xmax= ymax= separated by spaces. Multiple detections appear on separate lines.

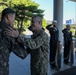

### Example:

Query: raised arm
xmin=46 ymin=24 xmax=52 ymax=30
xmin=17 ymin=33 xmax=48 ymax=50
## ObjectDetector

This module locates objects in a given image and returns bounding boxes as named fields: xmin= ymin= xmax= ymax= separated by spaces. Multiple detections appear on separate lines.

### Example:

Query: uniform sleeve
xmin=46 ymin=25 xmax=50 ymax=30
xmin=17 ymin=34 xmax=45 ymax=50
xmin=12 ymin=42 xmax=30 ymax=59
xmin=4 ymin=33 xmax=30 ymax=59
xmin=3 ymin=35 xmax=15 ymax=52
xmin=62 ymin=29 xmax=66 ymax=34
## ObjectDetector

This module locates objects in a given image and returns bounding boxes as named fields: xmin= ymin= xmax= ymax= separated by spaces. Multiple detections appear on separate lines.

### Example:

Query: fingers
xmin=7 ymin=26 xmax=13 ymax=30
xmin=5 ymin=28 xmax=12 ymax=32
xmin=4 ymin=28 xmax=12 ymax=34
xmin=4 ymin=31 xmax=12 ymax=35
xmin=4 ymin=30 xmax=13 ymax=37
xmin=4 ymin=27 xmax=13 ymax=37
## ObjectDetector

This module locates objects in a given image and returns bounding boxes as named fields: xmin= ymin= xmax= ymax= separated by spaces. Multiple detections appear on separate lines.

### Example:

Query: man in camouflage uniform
xmin=0 ymin=8 xmax=28 ymax=75
xmin=5 ymin=15 xmax=49 ymax=75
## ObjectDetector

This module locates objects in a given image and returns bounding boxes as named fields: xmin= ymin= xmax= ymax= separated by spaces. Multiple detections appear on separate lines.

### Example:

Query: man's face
xmin=67 ymin=26 xmax=71 ymax=30
xmin=7 ymin=14 xmax=15 ymax=27
xmin=53 ymin=22 xmax=57 ymax=27
xmin=31 ymin=19 xmax=41 ymax=32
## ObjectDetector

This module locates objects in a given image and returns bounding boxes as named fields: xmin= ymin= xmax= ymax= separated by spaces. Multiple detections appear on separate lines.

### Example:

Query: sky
xmin=32 ymin=0 xmax=76 ymax=24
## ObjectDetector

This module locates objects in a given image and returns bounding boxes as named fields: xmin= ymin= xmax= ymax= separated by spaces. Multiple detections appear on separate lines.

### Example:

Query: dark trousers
xmin=64 ymin=41 xmax=71 ymax=62
xmin=50 ymin=41 xmax=57 ymax=65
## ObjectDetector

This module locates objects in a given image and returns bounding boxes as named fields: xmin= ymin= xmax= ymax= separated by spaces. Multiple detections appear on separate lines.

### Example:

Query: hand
xmin=5 ymin=27 xmax=19 ymax=38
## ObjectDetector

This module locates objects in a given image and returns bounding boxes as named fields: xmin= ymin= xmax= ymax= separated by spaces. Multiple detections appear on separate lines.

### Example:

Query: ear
xmin=6 ymin=15 xmax=10 ymax=20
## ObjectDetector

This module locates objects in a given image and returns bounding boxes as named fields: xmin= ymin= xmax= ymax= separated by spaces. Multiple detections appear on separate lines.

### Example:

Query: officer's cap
xmin=53 ymin=20 xmax=57 ymax=23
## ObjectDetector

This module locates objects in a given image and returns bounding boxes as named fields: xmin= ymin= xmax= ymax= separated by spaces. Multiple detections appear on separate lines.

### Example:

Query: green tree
xmin=42 ymin=18 xmax=47 ymax=28
xmin=0 ymin=0 xmax=45 ymax=32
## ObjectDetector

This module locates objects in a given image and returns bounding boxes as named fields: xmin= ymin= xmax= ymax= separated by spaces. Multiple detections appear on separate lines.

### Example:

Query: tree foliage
xmin=0 ymin=0 xmax=47 ymax=32
xmin=42 ymin=18 xmax=47 ymax=28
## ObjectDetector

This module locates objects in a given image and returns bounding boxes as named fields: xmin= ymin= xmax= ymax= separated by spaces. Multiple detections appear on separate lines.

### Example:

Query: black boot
xmin=50 ymin=63 xmax=57 ymax=69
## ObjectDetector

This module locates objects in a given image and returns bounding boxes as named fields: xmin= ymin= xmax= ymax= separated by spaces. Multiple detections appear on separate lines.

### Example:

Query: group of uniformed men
xmin=46 ymin=20 xmax=72 ymax=70
xmin=0 ymin=7 xmax=73 ymax=75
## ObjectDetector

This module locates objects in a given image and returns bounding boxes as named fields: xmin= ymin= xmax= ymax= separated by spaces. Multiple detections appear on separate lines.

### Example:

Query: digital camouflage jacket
xmin=18 ymin=29 xmax=49 ymax=75
xmin=0 ymin=21 xmax=27 ymax=75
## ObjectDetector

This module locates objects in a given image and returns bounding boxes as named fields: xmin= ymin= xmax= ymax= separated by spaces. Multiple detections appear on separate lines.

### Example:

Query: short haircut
xmin=32 ymin=15 xmax=42 ymax=23
xmin=1 ymin=8 xmax=15 ymax=20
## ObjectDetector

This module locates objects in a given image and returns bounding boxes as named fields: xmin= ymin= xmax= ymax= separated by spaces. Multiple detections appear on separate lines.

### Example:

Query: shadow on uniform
xmin=53 ymin=66 xmax=76 ymax=75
